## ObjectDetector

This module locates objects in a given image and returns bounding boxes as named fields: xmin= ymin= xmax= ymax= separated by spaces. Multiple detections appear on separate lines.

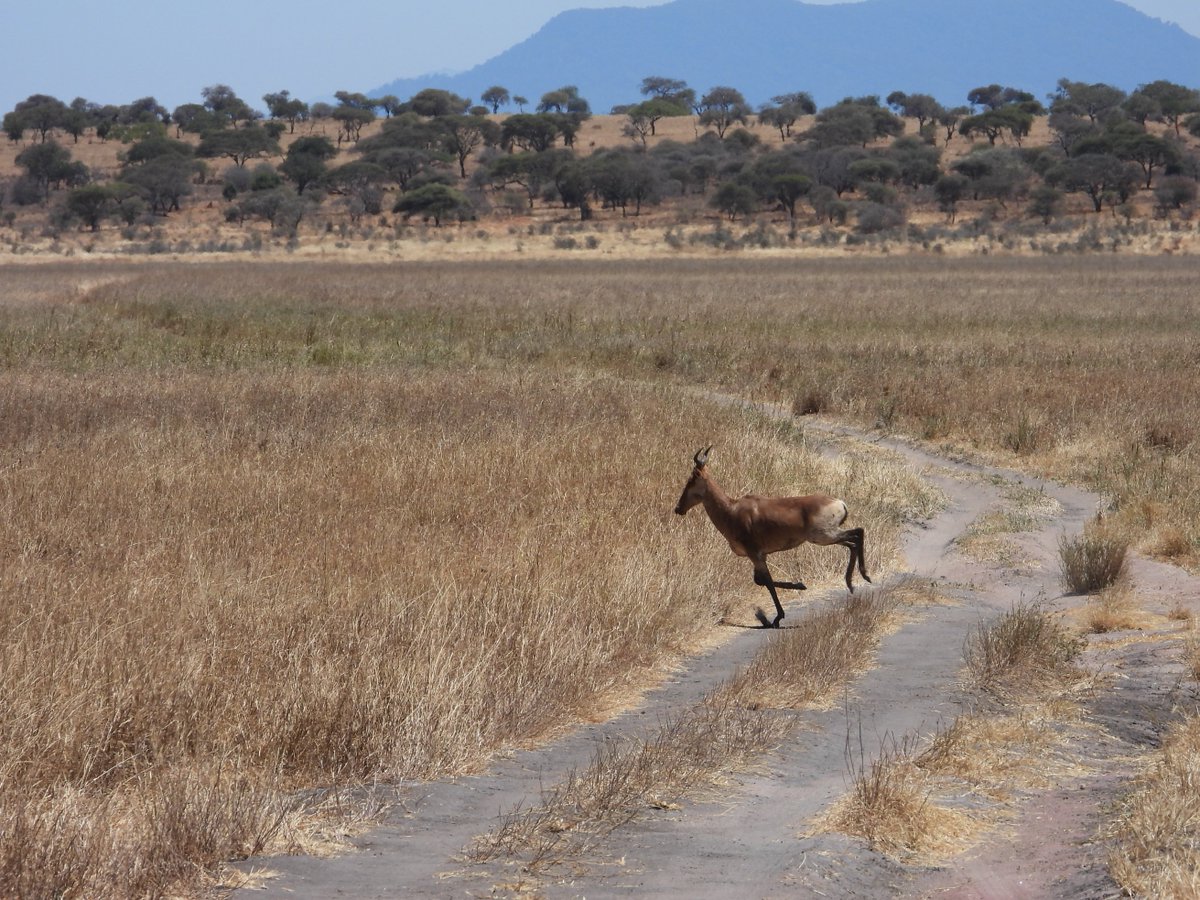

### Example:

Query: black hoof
xmin=754 ymin=608 xmax=771 ymax=628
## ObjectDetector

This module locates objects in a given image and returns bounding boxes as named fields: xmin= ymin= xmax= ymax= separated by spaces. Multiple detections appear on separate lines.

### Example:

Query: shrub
xmin=964 ymin=601 xmax=1083 ymax=698
xmin=1059 ymin=527 xmax=1128 ymax=594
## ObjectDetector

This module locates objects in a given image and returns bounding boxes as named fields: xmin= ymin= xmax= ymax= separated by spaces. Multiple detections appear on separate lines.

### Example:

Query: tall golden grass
xmin=1 ymin=255 xmax=1195 ymax=893
xmin=4 ymin=256 xmax=1195 ymax=568
xmin=0 ymin=371 xmax=748 ymax=894
xmin=0 ymin=260 xmax=939 ymax=895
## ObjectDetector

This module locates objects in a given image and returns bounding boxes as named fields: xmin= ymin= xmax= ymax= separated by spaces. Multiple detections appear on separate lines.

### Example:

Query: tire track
xmin=236 ymin=408 xmax=1186 ymax=899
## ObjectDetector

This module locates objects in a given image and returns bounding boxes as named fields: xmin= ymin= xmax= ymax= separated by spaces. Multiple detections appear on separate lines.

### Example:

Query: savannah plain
xmin=2 ymin=113 xmax=1200 ymax=898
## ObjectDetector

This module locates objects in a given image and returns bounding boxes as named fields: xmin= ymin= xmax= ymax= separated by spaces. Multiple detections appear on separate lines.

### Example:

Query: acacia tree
xmin=3 ymin=111 xmax=26 ymax=143
xmin=640 ymin=76 xmax=696 ymax=110
xmin=66 ymin=183 xmax=118 ymax=230
xmin=587 ymin=149 xmax=661 ymax=216
xmin=15 ymin=140 xmax=86 ymax=202
xmin=197 ymin=124 xmax=279 ymax=167
xmin=201 ymin=84 xmax=254 ymax=127
xmin=802 ymin=98 xmax=902 ymax=149
xmin=481 ymin=86 xmax=510 ymax=114
xmin=759 ymin=92 xmax=816 ymax=142
xmin=375 ymin=95 xmax=403 ymax=118
xmin=13 ymin=94 xmax=67 ymax=143
xmin=407 ymin=89 xmax=471 ymax=117
xmin=394 ymin=183 xmax=473 ymax=226
xmin=437 ymin=115 xmax=500 ymax=177
xmin=959 ymin=106 xmax=1034 ymax=146
xmin=697 ymin=86 xmax=751 ymax=139
xmin=886 ymin=92 xmax=944 ymax=132
xmin=485 ymin=150 xmax=564 ymax=208
xmin=1047 ymin=153 xmax=1140 ymax=212
xmin=280 ymin=135 xmax=337 ymax=193
xmin=500 ymin=114 xmax=560 ymax=152
xmin=332 ymin=106 xmax=375 ymax=144
xmin=622 ymin=98 xmax=683 ymax=144
xmin=748 ymin=151 xmax=812 ymax=229
xmin=1137 ymin=80 xmax=1200 ymax=134
xmin=262 ymin=90 xmax=308 ymax=132
xmin=1114 ymin=132 xmax=1177 ymax=189
xmin=1051 ymin=79 xmax=1127 ymax=125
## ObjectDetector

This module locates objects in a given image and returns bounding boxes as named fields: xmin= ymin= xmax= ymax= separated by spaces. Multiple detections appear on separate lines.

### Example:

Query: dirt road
xmin=236 ymin=413 xmax=1198 ymax=899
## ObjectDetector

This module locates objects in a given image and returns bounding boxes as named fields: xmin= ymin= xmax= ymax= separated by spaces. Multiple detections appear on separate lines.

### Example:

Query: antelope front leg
xmin=752 ymin=558 xmax=789 ymax=628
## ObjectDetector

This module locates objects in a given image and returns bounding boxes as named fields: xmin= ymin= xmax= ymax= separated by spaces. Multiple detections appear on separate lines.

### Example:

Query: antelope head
xmin=674 ymin=446 xmax=712 ymax=515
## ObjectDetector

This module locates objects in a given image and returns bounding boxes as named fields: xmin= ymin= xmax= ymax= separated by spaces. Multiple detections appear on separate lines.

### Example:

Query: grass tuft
xmin=963 ymin=601 xmax=1084 ymax=701
xmin=1059 ymin=522 xmax=1129 ymax=594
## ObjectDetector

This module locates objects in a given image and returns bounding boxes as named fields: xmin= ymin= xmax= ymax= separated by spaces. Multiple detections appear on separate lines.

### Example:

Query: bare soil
xmin=233 ymin=406 xmax=1199 ymax=898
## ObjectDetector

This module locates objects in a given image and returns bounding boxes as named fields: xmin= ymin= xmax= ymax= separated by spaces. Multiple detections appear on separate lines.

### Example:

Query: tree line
xmin=3 ymin=74 xmax=1200 ymax=236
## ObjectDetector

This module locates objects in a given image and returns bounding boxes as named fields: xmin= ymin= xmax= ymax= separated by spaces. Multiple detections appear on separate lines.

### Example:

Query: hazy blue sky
xmin=2 ymin=0 xmax=1196 ymax=115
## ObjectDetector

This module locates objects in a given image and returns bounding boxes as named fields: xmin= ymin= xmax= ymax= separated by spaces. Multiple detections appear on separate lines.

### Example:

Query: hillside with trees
xmin=3 ymin=72 xmax=1200 ymax=258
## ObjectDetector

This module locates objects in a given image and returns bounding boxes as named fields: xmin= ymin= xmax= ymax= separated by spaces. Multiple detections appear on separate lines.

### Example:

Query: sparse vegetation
xmin=3 ymin=73 xmax=1200 ymax=257
xmin=1060 ymin=522 xmax=1130 ymax=594
xmin=963 ymin=601 xmax=1084 ymax=700
xmin=1109 ymin=715 xmax=1200 ymax=898
xmin=469 ymin=581 xmax=919 ymax=874
xmin=819 ymin=601 xmax=1091 ymax=862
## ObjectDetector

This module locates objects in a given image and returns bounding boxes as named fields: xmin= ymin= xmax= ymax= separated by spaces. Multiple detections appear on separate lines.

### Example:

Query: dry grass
xmin=955 ymin=479 xmax=1061 ymax=566
xmin=818 ymin=603 xmax=1092 ymax=863
xmin=963 ymin=601 xmax=1086 ymax=701
xmin=467 ymin=581 xmax=920 ymax=874
xmin=1185 ymin=636 xmax=1200 ymax=683
xmin=826 ymin=732 xmax=983 ymax=864
xmin=1 ymin=255 xmax=1196 ymax=891
xmin=1109 ymin=715 xmax=1200 ymax=899
xmin=730 ymin=588 xmax=908 ymax=711
xmin=465 ymin=692 xmax=791 ymax=872
xmin=0 ymin=261 xmax=941 ymax=895
xmin=1080 ymin=583 xmax=1145 ymax=634
xmin=0 ymin=370 xmax=765 ymax=895
xmin=1060 ymin=516 xmax=1131 ymax=595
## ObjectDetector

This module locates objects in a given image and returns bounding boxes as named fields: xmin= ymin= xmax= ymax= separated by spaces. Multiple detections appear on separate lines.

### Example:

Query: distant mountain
xmin=371 ymin=0 xmax=1200 ymax=112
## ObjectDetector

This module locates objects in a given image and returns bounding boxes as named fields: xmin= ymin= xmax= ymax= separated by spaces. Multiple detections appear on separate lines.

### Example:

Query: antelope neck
xmin=699 ymin=470 xmax=737 ymax=526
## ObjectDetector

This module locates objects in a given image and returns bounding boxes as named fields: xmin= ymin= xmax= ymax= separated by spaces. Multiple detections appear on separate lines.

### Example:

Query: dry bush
xmin=792 ymin=386 xmax=830 ymax=416
xmin=1082 ymin=583 xmax=1142 ymax=634
xmin=821 ymin=603 xmax=1091 ymax=864
xmin=1166 ymin=602 xmax=1195 ymax=623
xmin=1109 ymin=715 xmax=1200 ymax=898
xmin=822 ymin=732 xmax=979 ymax=863
xmin=1153 ymin=527 xmax=1192 ymax=561
xmin=1184 ymin=636 xmax=1200 ymax=683
xmin=1059 ymin=526 xmax=1129 ymax=594
xmin=963 ymin=602 xmax=1085 ymax=700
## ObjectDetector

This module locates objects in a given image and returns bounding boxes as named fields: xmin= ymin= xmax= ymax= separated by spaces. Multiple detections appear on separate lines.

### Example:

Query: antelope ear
xmin=693 ymin=445 xmax=712 ymax=468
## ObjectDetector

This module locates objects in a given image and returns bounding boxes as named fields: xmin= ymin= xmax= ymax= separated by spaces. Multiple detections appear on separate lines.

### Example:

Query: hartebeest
xmin=674 ymin=447 xmax=870 ymax=628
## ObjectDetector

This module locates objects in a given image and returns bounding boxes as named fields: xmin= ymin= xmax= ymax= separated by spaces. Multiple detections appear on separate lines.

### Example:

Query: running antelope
xmin=674 ymin=447 xmax=870 ymax=628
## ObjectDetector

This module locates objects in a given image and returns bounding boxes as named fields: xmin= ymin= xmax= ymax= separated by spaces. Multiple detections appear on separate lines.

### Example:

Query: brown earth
xmin=231 ymin=403 xmax=1199 ymax=898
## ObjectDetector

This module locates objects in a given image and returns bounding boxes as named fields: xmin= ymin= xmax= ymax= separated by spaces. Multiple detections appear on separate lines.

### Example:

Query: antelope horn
xmin=693 ymin=446 xmax=712 ymax=468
